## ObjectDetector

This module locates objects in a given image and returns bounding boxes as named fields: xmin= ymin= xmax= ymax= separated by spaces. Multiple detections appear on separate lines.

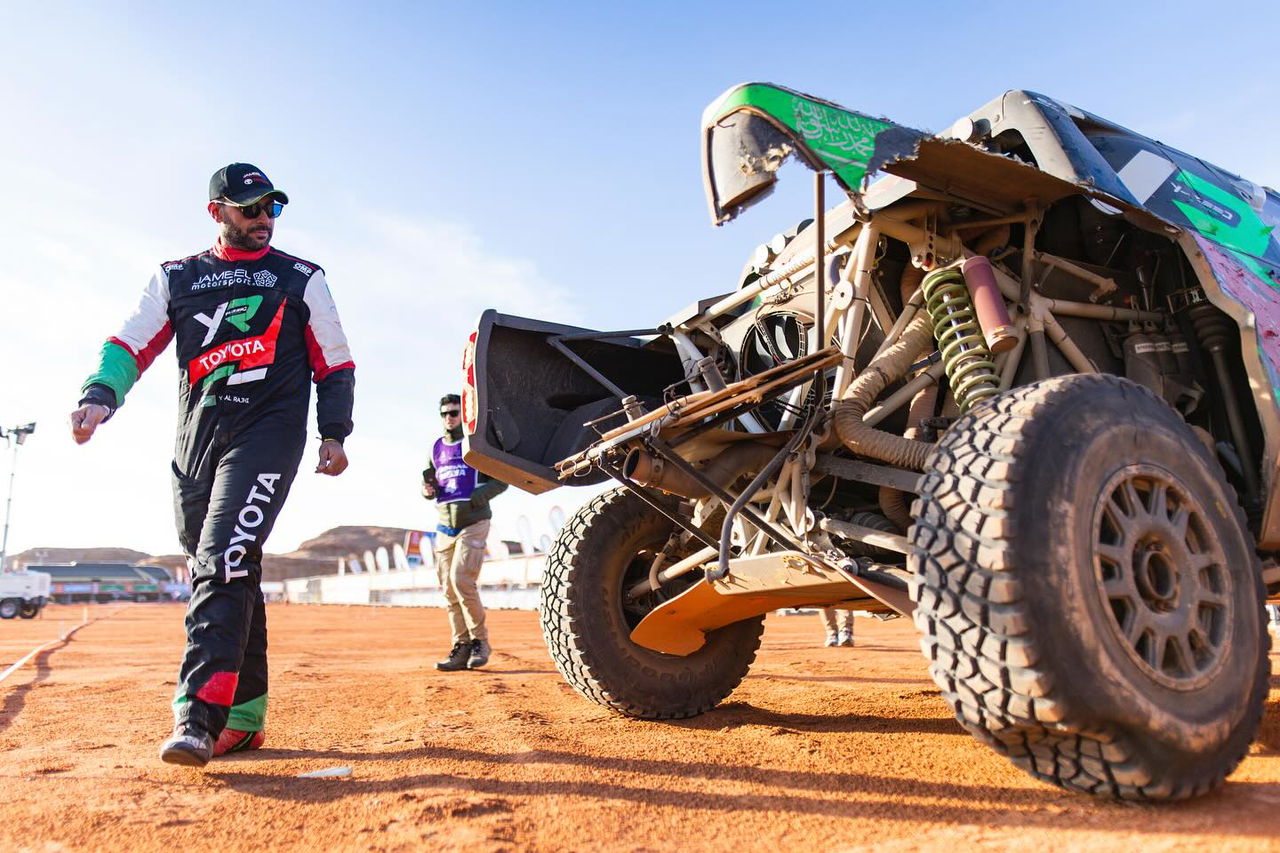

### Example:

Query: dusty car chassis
xmin=464 ymin=84 xmax=1279 ymax=801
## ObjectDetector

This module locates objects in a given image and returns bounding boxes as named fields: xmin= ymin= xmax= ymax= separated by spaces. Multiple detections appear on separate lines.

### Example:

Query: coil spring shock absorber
xmin=1187 ymin=301 xmax=1259 ymax=501
xmin=921 ymin=266 xmax=1000 ymax=412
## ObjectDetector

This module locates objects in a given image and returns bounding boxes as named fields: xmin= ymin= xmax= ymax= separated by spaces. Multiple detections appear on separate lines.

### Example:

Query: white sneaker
xmin=824 ymin=633 xmax=839 ymax=647
xmin=159 ymin=724 xmax=213 ymax=767
xmin=838 ymin=629 xmax=855 ymax=647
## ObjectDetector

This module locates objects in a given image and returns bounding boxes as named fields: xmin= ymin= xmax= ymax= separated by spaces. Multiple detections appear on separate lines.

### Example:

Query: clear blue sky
xmin=2 ymin=1 xmax=1278 ymax=560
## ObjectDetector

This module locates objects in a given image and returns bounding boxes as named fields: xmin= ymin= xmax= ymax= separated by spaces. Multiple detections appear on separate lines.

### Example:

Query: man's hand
xmin=316 ymin=440 xmax=348 ymax=476
xmin=421 ymin=482 xmax=436 ymax=499
xmin=69 ymin=404 xmax=110 ymax=445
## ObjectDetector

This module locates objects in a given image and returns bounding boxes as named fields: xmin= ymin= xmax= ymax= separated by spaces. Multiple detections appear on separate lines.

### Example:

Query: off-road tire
xmin=0 ymin=599 xmax=19 ymax=619
xmin=541 ymin=487 xmax=765 ymax=719
xmin=19 ymin=601 xmax=40 ymax=619
xmin=909 ymin=374 xmax=1269 ymax=801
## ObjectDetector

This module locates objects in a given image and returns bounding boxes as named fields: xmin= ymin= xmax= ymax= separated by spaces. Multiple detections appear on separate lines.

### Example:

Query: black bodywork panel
xmin=463 ymin=310 xmax=685 ymax=493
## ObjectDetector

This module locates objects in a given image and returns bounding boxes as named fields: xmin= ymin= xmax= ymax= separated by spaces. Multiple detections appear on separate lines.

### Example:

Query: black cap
xmin=208 ymin=163 xmax=290 ymax=206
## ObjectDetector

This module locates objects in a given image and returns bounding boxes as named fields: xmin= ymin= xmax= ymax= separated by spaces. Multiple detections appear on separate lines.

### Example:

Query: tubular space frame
xmin=617 ymin=204 xmax=1165 ymax=574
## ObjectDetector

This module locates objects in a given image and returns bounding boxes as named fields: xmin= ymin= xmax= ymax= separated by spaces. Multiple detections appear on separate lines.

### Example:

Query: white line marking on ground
xmin=0 ymin=606 xmax=126 ymax=686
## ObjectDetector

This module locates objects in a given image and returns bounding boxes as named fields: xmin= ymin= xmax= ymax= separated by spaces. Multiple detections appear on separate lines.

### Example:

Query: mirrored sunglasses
xmin=440 ymin=409 xmax=461 ymax=417
xmin=222 ymin=198 xmax=284 ymax=219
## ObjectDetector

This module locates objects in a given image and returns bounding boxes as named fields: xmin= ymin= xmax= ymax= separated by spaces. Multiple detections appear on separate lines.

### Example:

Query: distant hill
xmin=6 ymin=546 xmax=153 ymax=567
xmin=5 ymin=525 xmax=417 ymax=583
xmin=291 ymin=526 xmax=415 ymax=560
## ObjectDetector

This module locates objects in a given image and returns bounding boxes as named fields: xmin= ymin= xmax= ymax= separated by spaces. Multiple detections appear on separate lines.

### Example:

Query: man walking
xmin=69 ymin=163 xmax=355 ymax=767
xmin=423 ymin=394 xmax=506 ymax=671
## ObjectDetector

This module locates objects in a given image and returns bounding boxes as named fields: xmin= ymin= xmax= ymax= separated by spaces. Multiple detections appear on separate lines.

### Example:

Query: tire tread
xmin=540 ymin=488 xmax=764 ymax=720
xmin=909 ymin=374 xmax=1270 ymax=801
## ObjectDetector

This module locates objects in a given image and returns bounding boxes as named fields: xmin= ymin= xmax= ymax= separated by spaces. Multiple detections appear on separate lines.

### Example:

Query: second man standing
xmin=423 ymin=394 xmax=507 ymax=671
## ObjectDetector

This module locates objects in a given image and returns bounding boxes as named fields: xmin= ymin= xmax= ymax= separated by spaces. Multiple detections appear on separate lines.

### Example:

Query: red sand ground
xmin=1 ymin=603 xmax=1278 ymax=851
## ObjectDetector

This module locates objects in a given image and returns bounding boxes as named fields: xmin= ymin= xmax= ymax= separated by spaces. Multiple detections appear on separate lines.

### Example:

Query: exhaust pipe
xmin=623 ymin=451 xmax=706 ymax=499
xmin=624 ymin=442 xmax=779 ymax=500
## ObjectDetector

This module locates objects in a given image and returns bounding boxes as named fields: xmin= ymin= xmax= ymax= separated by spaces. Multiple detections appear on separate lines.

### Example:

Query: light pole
xmin=0 ymin=422 xmax=37 ymax=573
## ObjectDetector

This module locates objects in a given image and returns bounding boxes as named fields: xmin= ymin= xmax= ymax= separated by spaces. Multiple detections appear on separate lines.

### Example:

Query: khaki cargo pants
xmin=435 ymin=519 xmax=490 ymax=644
xmin=821 ymin=607 xmax=854 ymax=635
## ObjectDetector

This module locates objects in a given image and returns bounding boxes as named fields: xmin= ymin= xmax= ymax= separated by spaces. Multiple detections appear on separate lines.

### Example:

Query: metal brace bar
xmin=546 ymin=328 xmax=665 ymax=402
xmin=813 ymin=455 xmax=921 ymax=492
xmin=553 ymin=328 xmax=661 ymax=341
xmin=547 ymin=337 xmax=632 ymax=401
xmin=600 ymin=461 xmax=720 ymax=552
xmin=646 ymin=437 xmax=806 ymax=560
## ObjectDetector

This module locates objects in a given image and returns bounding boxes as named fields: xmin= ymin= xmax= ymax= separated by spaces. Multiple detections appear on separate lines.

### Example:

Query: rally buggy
xmin=462 ymin=84 xmax=1280 ymax=800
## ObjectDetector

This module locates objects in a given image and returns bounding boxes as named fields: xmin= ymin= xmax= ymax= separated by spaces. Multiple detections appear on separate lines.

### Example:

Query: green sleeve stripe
xmin=82 ymin=340 xmax=140 ymax=403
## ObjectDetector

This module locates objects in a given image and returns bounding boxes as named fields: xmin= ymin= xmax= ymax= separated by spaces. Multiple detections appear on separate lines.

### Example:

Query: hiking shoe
xmin=159 ymin=724 xmax=214 ymax=767
xmin=467 ymin=639 xmax=491 ymax=669
xmin=824 ymin=633 xmax=839 ymax=647
xmin=436 ymin=642 xmax=470 ymax=672
xmin=839 ymin=629 xmax=855 ymax=647
xmin=214 ymin=728 xmax=266 ymax=756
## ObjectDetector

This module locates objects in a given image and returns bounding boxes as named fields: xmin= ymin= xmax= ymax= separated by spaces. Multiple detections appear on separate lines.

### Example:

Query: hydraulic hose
xmin=831 ymin=313 xmax=935 ymax=471
xmin=710 ymin=373 xmax=826 ymax=582
xmin=878 ymin=266 xmax=934 ymax=526
xmin=878 ymin=380 xmax=937 ymax=529
xmin=709 ymin=437 xmax=800 ymax=581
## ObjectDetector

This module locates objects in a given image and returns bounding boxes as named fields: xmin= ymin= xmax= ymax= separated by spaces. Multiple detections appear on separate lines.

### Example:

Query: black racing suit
xmin=80 ymin=239 xmax=355 ymax=737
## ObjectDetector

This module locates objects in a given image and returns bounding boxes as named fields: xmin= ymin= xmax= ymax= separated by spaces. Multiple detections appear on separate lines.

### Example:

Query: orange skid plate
xmin=629 ymin=551 xmax=909 ymax=656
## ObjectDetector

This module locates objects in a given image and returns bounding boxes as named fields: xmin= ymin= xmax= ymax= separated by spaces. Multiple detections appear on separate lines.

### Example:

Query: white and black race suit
xmin=80 ymin=240 xmax=355 ymax=737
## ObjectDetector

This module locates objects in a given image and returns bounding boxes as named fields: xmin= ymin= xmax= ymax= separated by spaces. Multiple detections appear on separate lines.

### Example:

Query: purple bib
xmin=432 ymin=437 xmax=477 ymax=504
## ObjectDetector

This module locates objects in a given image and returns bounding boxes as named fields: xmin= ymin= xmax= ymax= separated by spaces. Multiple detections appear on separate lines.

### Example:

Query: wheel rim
xmin=1092 ymin=464 xmax=1232 ymax=691
xmin=618 ymin=544 xmax=703 ymax=633
xmin=620 ymin=546 xmax=666 ymax=631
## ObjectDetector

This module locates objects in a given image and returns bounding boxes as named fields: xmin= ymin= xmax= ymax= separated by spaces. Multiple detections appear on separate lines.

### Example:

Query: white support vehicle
xmin=0 ymin=569 xmax=52 ymax=619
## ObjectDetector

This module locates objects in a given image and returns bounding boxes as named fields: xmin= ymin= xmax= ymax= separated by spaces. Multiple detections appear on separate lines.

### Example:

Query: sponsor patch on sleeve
xmin=293 ymin=262 xmax=314 ymax=275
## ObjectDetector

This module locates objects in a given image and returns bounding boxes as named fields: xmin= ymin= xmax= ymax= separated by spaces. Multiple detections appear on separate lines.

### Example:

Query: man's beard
xmin=221 ymin=219 xmax=272 ymax=250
